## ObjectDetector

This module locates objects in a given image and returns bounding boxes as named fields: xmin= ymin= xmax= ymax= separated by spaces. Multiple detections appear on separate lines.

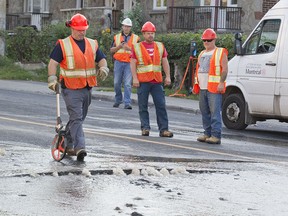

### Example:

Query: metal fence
xmin=6 ymin=13 xmax=52 ymax=31
xmin=168 ymin=6 xmax=242 ymax=32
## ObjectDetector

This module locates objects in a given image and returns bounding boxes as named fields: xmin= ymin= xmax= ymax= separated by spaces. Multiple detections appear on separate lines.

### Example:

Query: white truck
xmin=222 ymin=0 xmax=288 ymax=130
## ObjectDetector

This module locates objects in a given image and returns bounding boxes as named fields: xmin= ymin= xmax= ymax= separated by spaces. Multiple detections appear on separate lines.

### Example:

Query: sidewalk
xmin=0 ymin=80 xmax=200 ymax=113
xmin=93 ymin=87 xmax=200 ymax=114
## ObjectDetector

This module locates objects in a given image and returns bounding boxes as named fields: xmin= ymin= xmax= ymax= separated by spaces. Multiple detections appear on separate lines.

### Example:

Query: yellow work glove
xmin=48 ymin=75 xmax=58 ymax=92
xmin=97 ymin=66 xmax=109 ymax=81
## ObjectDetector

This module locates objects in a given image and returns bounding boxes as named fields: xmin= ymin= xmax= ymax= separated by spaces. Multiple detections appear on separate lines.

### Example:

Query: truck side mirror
xmin=234 ymin=33 xmax=243 ymax=55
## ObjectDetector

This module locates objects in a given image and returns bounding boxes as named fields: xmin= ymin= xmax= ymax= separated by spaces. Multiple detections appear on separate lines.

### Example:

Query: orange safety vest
xmin=133 ymin=41 xmax=164 ymax=83
xmin=113 ymin=33 xmax=140 ymax=62
xmin=195 ymin=47 xmax=228 ymax=93
xmin=59 ymin=36 xmax=98 ymax=89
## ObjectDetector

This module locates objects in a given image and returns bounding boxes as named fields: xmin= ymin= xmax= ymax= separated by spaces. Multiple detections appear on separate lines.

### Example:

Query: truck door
xmin=277 ymin=22 xmax=288 ymax=117
xmin=237 ymin=19 xmax=281 ymax=115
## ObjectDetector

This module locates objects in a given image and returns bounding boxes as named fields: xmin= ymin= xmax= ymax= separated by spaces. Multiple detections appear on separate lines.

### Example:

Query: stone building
xmin=4 ymin=0 xmax=280 ymax=34
xmin=6 ymin=0 xmax=114 ymax=35
xmin=138 ymin=0 xmax=280 ymax=33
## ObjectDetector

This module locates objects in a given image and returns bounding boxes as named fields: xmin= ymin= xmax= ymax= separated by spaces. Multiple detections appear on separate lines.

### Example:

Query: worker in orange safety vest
xmin=192 ymin=28 xmax=228 ymax=145
xmin=130 ymin=21 xmax=173 ymax=138
xmin=110 ymin=18 xmax=140 ymax=109
xmin=48 ymin=13 xmax=109 ymax=161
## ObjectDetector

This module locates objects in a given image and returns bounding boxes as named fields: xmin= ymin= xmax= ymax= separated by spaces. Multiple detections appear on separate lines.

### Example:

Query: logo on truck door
xmin=245 ymin=63 xmax=264 ymax=75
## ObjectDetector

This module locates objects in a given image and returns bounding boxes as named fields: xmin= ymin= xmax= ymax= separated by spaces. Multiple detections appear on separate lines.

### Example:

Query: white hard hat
xmin=121 ymin=18 xmax=132 ymax=27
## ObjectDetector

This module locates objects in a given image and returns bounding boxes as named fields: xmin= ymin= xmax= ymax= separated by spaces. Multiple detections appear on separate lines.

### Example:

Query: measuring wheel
xmin=51 ymin=130 xmax=66 ymax=161
xmin=51 ymin=83 xmax=67 ymax=161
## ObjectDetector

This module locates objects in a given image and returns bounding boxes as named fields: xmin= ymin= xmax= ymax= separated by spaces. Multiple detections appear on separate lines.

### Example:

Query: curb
xmin=91 ymin=92 xmax=200 ymax=114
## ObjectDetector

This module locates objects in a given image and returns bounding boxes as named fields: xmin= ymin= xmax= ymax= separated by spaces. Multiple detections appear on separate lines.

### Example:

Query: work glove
xmin=48 ymin=75 xmax=58 ymax=92
xmin=192 ymin=83 xmax=200 ymax=95
xmin=97 ymin=66 xmax=109 ymax=81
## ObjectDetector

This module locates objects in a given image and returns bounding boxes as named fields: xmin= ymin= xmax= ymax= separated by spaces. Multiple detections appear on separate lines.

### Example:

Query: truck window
xmin=244 ymin=19 xmax=280 ymax=55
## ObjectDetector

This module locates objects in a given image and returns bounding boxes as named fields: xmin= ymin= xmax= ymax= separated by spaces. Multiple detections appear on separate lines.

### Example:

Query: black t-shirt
xmin=50 ymin=37 xmax=106 ymax=63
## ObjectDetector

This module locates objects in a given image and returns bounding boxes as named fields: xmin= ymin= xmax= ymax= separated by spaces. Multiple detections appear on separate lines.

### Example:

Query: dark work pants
xmin=62 ymin=88 xmax=91 ymax=150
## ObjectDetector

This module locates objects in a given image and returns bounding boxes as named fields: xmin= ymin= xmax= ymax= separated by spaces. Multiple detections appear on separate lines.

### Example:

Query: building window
xmin=201 ymin=0 xmax=237 ymax=7
xmin=202 ymin=0 xmax=211 ymax=6
xmin=153 ymin=0 xmax=167 ymax=10
xmin=43 ymin=0 xmax=49 ymax=12
xmin=76 ymin=0 xmax=81 ymax=9
xmin=229 ymin=0 xmax=238 ymax=6
xmin=25 ymin=0 xmax=49 ymax=13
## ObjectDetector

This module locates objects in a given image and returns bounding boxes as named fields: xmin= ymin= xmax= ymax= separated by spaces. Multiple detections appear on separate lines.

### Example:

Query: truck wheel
xmin=222 ymin=94 xmax=248 ymax=130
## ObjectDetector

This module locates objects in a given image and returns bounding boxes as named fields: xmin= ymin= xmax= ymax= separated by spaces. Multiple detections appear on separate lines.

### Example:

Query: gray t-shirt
xmin=198 ymin=49 xmax=215 ymax=89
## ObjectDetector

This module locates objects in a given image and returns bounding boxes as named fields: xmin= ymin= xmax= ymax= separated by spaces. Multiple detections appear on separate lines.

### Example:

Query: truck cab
xmin=222 ymin=0 xmax=288 ymax=130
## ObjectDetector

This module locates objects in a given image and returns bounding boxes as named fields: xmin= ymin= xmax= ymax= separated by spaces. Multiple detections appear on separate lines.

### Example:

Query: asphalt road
xmin=0 ymin=83 xmax=287 ymax=163
xmin=0 ymin=81 xmax=288 ymax=216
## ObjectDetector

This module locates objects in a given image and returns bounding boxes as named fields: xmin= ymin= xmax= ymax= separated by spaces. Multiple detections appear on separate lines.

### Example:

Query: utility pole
xmin=0 ymin=0 xmax=6 ymax=56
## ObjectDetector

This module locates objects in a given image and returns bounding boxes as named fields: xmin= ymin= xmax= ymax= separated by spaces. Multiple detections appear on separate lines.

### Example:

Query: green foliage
xmin=3 ymin=22 xmax=236 ymax=88
xmin=121 ymin=2 xmax=144 ymax=34
xmin=96 ymin=30 xmax=114 ymax=87
xmin=6 ymin=26 xmax=40 ymax=63
xmin=0 ymin=55 xmax=13 ymax=66
xmin=156 ymin=31 xmax=235 ymax=69
xmin=5 ymin=24 xmax=71 ymax=64
xmin=0 ymin=56 xmax=35 ymax=80
xmin=155 ymin=31 xmax=235 ymax=91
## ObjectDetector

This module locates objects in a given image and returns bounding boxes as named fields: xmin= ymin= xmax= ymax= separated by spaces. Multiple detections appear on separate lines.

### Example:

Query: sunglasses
xmin=202 ymin=39 xmax=213 ymax=42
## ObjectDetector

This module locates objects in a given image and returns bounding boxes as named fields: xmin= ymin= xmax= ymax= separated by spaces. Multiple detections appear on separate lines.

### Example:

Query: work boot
xmin=113 ymin=103 xmax=120 ymax=108
xmin=66 ymin=148 xmax=76 ymax=156
xmin=124 ymin=104 xmax=132 ymax=109
xmin=197 ymin=135 xmax=210 ymax=142
xmin=206 ymin=136 xmax=221 ymax=144
xmin=159 ymin=130 xmax=173 ymax=138
xmin=141 ymin=129 xmax=150 ymax=136
xmin=76 ymin=149 xmax=87 ymax=161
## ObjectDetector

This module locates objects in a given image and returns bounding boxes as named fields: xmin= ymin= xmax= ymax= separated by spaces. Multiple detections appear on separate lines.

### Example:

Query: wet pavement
xmin=1 ymin=80 xmax=288 ymax=215
xmin=1 ymin=141 xmax=288 ymax=216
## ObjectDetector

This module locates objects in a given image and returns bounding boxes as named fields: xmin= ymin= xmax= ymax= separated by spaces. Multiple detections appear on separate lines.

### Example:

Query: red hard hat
xmin=141 ymin=21 xmax=156 ymax=32
xmin=66 ymin=13 xmax=89 ymax=31
xmin=202 ymin=28 xmax=217 ymax=40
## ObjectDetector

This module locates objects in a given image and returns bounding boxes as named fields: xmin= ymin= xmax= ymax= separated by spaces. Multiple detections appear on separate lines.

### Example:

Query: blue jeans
xmin=62 ymin=88 xmax=91 ymax=150
xmin=137 ymin=82 xmax=169 ymax=132
xmin=113 ymin=60 xmax=132 ymax=105
xmin=199 ymin=90 xmax=222 ymax=139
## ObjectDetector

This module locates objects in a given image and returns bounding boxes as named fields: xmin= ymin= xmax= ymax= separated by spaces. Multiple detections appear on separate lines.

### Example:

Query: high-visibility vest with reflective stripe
xmin=195 ymin=47 xmax=228 ymax=93
xmin=113 ymin=33 xmax=139 ymax=62
xmin=134 ymin=41 xmax=164 ymax=83
xmin=59 ymin=36 xmax=98 ymax=89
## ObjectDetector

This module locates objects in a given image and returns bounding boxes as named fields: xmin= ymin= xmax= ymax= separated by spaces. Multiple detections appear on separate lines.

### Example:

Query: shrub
xmin=6 ymin=26 xmax=40 ymax=63
xmin=155 ymin=31 xmax=235 ymax=91
xmin=121 ymin=1 xmax=144 ymax=35
xmin=156 ymin=31 xmax=235 ymax=68
xmin=4 ymin=23 xmax=236 ymax=88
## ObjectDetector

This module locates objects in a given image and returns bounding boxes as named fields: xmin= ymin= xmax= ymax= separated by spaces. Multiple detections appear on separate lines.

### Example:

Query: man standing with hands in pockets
xmin=130 ymin=21 xmax=173 ymax=138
